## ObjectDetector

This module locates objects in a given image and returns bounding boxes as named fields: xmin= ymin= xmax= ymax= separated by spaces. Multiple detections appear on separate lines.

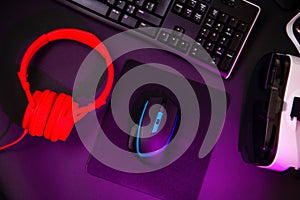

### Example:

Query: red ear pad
xmin=28 ymin=90 xmax=57 ymax=137
xmin=47 ymin=93 xmax=76 ymax=142
xmin=44 ymin=93 xmax=68 ymax=141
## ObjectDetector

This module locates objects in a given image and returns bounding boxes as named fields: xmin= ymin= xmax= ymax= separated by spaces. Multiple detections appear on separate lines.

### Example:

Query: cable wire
xmin=0 ymin=130 xmax=28 ymax=151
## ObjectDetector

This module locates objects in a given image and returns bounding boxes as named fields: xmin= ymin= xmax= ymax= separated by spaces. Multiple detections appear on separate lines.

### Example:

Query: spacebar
xmin=70 ymin=0 xmax=109 ymax=16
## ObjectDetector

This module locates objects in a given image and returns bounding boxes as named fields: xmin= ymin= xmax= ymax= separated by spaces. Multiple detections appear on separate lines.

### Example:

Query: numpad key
xmin=57 ymin=0 xmax=260 ymax=79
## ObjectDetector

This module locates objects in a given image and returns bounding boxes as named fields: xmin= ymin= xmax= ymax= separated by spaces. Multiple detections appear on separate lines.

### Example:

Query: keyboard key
xmin=215 ymin=46 xmax=224 ymax=56
xmin=172 ymin=4 xmax=183 ymax=14
xmin=177 ymin=40 xmax=190 ymax=53
xmin=205 ymin=42 xmax=215 ymax=53
xmin=212 ymin=56 xmax=221 ymax=66
xmin=183 ymin=8 xmax=193 ymax=18
xmin=228 ymin=17 xmax=238 ymax=27
xmin=177 ymin=0 xmax=187 ymax=3
xmin=107 ymin=0 xmax=115 ymax=5
xmin=126 ymin=4 xmax=136 ymax=14
xmin=224 ymin=27 xmax=234 ymax=37
xmin=214 ymin=23 xmax=224 ymax=32
xmin=192 ymin=13 xmax=202 ymax=24
xmin=71 ymin=0 xmax=109 ymax=16
xmin=199 ymin=28 xmax=210 ymax=38
xmin=219 ymin=52 xmax=234 ymax=71
xmin=210 ymin=32 xmax=219 ymax=42
xmin=188 ymin=0 xmax=197 ymax=8
xmin=205 ymin=18 xmax=215 ymax=28
xmin=196 ymin=37 xmax=206 ymax=46
xmin=145 ymin=2 xmax=156 ymax=12
xmin=223 ymin=0 xmax=235 ymax=7
xmin=136 ymin=0 xmax=145 ymax=7
xmin=121 ymin=14 xmax=138 ymax=27
xmin=219 ymin=36 xmax=229 ymax=47
xmin=136 ymin=9 xmax=161 ymax=26
xmin=197 ymin=3 xmax=207 ymax=14
xmin=219 ymin=13 xmax=229 ymax=23
xmin=189 ymin=43 xmax=210 ymax=62
xmin=158 ymin=31 xmax=170 ymax=43
xmin=154 ymin=1 xmax=171 ymax=17
xmin=117 ymin=0 xmax=126 ymax=9
xmin=209 ymin=8 xmax=219 ymax=19
xmin=238 ymin=22 xmax=248 ymax=32
xmin=109 ymin=9 xmax=121 ymax=20
xmin=168 ymin=36 xmax=180 ymax=48
xmin=229 ymin=32 xmax=244 ymax=51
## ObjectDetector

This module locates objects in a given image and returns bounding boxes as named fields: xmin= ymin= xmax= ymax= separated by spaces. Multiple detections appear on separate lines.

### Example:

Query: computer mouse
xmin=128 ymin=97 xmax=179 ymax=158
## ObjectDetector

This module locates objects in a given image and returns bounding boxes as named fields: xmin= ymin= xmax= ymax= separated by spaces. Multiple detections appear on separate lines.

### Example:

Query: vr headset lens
xmin=240 ymin=53 xmax=290 ymax=166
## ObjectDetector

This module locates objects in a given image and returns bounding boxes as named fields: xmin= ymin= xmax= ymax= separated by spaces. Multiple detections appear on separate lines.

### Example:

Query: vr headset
xmin=239 ymin=52 xmax=300 ymax=172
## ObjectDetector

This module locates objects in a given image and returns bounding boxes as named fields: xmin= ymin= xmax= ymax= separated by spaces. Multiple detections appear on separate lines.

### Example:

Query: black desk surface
xmin=0 ymin=0 xmax=300 ymax=199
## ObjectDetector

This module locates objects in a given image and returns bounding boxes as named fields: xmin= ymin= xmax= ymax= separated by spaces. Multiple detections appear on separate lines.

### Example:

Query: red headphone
xmin=0 ymin=28 xmax=114 ymax=150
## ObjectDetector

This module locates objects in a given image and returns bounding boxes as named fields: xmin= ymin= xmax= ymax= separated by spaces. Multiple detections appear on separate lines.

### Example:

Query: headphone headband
xmin=18 ymin=28 xmax=114 ymax=122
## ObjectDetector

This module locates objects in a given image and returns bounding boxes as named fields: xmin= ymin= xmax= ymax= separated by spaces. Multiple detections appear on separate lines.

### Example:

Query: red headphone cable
xmin=0 ymin=130 xmax=28 ymax=151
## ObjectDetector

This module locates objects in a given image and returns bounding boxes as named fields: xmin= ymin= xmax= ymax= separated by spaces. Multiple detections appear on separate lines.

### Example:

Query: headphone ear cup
xmin=28 ymin=90 xmax=57 ymax=137
xmin=44 ymin=93 xmax=68 ymax=141
xmin=46 ymin=93 xmax=76 ymax=142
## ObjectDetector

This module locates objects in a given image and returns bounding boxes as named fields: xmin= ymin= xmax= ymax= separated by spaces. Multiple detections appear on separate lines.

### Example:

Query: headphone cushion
xmin=48 ymin=93 xmax=75 ymax=142
xmin=29 ymin=90 xmax=57 ymax=137
xmin=44 ymin=93 xmax=68 ymax=141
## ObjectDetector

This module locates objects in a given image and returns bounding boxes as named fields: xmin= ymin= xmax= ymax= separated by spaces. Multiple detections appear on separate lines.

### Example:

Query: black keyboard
xmin=57 ymin=0 xmax=260 ymax=79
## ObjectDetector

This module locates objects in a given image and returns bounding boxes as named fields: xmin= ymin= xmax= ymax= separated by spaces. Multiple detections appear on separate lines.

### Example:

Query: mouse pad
xmin=86 ymin=59 xmax=229 ymax=200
